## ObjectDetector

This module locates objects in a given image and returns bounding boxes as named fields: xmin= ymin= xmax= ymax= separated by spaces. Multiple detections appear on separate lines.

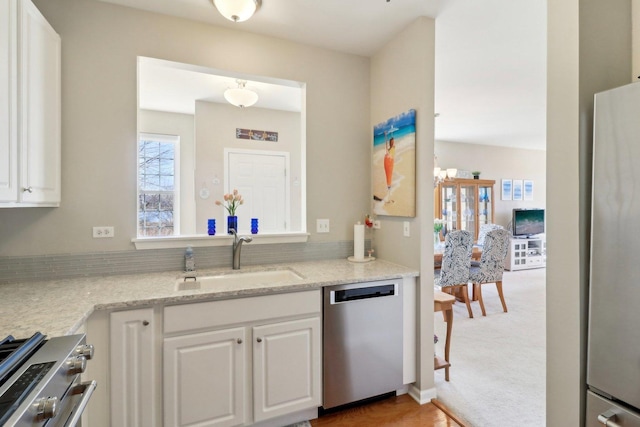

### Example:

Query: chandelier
xmin=434 ymin=156 xmax=456 ymax=188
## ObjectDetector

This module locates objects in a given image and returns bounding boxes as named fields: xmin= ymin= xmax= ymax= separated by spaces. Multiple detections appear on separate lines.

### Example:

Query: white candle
xmin=354 ymin=222 xmax=365 ymax=260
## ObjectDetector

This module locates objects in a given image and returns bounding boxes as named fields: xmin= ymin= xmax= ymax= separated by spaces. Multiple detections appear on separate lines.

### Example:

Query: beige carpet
xmin=434 ymin=268 xmax=546 ymax=427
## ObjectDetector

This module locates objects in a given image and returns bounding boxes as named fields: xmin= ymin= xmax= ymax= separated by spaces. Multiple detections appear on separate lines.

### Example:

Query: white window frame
xmin=137 ymin=132 xmax=180 ymax=237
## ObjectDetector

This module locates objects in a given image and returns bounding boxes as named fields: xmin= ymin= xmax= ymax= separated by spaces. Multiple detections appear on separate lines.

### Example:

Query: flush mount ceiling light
xmin=224 ymin=79 xmax=258 ymax=108
xmin=212 ymin=0 xmax=261 ymax=22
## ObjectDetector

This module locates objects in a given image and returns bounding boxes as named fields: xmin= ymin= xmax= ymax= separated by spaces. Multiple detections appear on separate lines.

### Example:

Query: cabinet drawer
xmin=164 ymin=290 xmax=321 ymax=334
xmin=527 ymin=257 xmax=543 ymax=265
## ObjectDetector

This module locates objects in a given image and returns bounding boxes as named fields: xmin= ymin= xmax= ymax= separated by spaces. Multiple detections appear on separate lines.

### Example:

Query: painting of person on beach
xmin=372 ymin=109 xmax=416 ymax=217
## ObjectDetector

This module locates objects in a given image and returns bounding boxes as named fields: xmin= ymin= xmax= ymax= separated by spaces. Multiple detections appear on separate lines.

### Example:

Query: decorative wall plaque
xmin=236 ymin=128 xmax=278 ymax=142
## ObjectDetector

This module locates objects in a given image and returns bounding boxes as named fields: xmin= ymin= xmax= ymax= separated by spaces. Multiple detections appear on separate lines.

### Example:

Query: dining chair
xmin=472 ymin=223 xmax=504 ymax=267
xmin=476 ymin=223 xmax=504 ymax=247
xmin=435 ymin=230 xmax=474 ymax=318
xmin=470 ymin=228 xmax=511 ymax=316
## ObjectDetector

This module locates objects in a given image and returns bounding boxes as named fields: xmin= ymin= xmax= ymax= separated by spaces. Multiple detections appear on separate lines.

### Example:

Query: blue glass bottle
xmin=251 ymin=218 xmax=258 ymax=234
xmin=207 ymin=219 xmax=216 ymax=235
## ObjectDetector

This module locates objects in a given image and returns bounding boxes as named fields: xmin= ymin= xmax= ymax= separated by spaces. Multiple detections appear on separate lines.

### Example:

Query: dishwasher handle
xmin=331 ymin=284 xmax=397 ymax=304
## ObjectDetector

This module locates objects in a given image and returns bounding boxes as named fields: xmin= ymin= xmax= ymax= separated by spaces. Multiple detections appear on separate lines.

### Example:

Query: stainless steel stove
xmin=0 ymin=333 xmax=96 ymax=427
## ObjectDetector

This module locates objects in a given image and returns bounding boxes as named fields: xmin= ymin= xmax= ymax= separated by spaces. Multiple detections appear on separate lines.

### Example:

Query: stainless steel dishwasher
xmin=323 ymin=279 xmax=403 ymax=409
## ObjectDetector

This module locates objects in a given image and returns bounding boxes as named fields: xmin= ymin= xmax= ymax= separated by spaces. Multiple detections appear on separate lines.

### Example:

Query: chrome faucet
xmin=230 ymin=228 xmax=252 ymax=270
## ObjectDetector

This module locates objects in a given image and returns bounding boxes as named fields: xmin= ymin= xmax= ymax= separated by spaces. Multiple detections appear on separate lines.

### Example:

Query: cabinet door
xmin=440 ymin=184 xmax=457 ymax=232
xmin=478 ymin=185 xmax=494 ymax=228
xmin=110 ymin=308 xmax=156 ymax=427
xmin=459 ymin=184 xmax=476 ymax=237
xmin=18 ymin=0 xmax=60 ymax=205
xmin=0 ymin=0 xmax=17 ymax=203
xmin=164 ymin=328 xmax=246 ymax=427
xmin=253 ymin=317 xmax=321 ymax=423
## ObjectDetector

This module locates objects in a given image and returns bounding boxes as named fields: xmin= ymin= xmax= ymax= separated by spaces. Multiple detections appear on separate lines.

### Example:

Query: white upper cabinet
xmin=0 ymin=0 xmax=17 ymax=202
xmin=0 ymin=0 xmax=60 ymax=207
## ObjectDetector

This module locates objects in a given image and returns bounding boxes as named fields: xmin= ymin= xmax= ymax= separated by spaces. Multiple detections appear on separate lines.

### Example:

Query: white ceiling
xmin=138 ymin=57 xmax=303 ymax=114
xmin=104 ymin=0 xmax=547 ymax=150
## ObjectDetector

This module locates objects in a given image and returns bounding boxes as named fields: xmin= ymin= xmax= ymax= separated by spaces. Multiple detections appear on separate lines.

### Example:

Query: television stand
xmin=504 ymin=235 xmax=546 ymax=271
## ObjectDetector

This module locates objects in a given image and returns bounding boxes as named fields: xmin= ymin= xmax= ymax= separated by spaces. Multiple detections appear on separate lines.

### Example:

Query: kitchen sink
xmin=176 ymin=268 xmax=304 ymax=291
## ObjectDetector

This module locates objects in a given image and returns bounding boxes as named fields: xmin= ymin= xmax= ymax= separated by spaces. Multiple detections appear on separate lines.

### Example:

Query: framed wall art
xmin=513 ymin=180 xmax=523 ymax=201
xmin=372 ymin=109 xmax=416 ymax=217
xmin=501 ymin=179 xmax=512 ymax=201
xmin=524 ymin=180 xmax=534 ymax=200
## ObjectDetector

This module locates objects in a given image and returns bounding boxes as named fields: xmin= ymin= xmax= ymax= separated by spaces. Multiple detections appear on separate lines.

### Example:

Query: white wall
xmin=435 ymin=140 xmax=546 ymax=227
xmin=547 ymin=0 xmax=631 ymax=425
xmin=0 ymin=0 xmax=370 ymax=256
xmin=634 ymin=0 xmax=640 ymax=78
xmin=194 ymin=101 xmax=302 ymax=233
xmin=371 ymin=17 xmax=436 ymax=399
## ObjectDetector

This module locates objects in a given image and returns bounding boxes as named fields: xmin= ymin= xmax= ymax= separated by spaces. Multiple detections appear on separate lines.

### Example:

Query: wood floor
xmin=310 ymin=395 xmax=466 ymax=427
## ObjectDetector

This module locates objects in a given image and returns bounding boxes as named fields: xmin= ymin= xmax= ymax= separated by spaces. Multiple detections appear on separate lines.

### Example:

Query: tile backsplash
xmin=0 ymin=240 xmax=359 ymax=284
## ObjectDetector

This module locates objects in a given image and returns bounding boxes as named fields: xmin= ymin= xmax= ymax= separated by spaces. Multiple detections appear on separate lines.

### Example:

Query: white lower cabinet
xmin=252 ymin=317 xmax=321 ymax=423
xmin=110 ymin=308 xmax=157 ymax=427
xmin=164 ymin=328 xmax=247 ymax=427
xmin=163 ymin=290 xmax=322 ymax=427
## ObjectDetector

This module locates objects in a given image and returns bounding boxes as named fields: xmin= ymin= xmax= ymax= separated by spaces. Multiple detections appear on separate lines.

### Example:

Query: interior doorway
xmin=226 ymin=149 xmax=290 ymax=233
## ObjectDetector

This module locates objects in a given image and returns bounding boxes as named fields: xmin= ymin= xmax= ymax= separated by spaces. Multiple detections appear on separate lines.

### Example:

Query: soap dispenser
xmin=185 ymin=246 xmax=195 ymax=272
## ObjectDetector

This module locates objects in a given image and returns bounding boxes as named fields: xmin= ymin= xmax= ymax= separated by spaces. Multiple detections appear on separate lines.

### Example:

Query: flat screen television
xmin=512 ymin=208 xmax=545 ymax=237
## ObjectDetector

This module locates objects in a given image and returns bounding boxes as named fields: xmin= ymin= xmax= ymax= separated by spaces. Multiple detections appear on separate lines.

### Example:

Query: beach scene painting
xmin=372 ymin=109 xmax=416 ymax=217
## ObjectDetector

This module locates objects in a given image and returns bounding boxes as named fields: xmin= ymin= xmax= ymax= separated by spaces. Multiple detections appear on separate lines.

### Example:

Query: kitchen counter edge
xmin=0 ymin=259 xmax=418 ymax=338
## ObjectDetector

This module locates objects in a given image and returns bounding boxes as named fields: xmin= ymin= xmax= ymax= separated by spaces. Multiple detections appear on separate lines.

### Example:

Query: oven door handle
xmin=64 ymin=380 xmax=97 ymax=427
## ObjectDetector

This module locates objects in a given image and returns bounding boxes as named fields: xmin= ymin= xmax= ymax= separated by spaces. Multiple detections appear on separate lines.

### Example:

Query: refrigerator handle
xmin=598 ymin=409 xmax=623 ymax=427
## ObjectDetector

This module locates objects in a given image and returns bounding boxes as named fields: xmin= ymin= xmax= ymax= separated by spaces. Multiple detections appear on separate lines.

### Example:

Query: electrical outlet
xmin=403 ymin=221 xmax=410 ymax=237
xmin=316 ymin=219 xmax=330 ymax=233
xmin=93 ymin=226 xmax=115 ymax=238
xmin=373 ymin=220 xmax=381 ymax=229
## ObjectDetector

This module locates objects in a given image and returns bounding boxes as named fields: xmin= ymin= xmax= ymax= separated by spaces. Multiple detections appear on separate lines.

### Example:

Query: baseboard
xmin=407 ymin=384 xmax=437 ymax=405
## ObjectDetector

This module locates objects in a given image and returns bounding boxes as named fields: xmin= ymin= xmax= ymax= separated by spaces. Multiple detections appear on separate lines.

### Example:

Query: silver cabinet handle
xmin=256 ymin=337 xmax=262 ymax=343
xmin=598 ymin=410 xmax=623 ymax=427
xmin=22 ymin=186 xmax=33 ymax=193
xmin=237 ymin=338 xmax=242 ymax=344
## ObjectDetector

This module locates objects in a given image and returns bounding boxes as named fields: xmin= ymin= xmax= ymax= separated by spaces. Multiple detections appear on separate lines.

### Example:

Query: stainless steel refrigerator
xmin=588 ymin=82 xmax=640 ymax=426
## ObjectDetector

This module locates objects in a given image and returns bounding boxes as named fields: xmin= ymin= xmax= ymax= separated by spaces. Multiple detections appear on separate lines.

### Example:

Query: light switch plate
xmin=403 ymin=221 xmax=410 ymax=237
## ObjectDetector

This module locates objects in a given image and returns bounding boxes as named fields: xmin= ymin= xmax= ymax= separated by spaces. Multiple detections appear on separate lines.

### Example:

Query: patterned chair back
xmin=437 ymin=230 xmax=473 ymax=288
xmin=471 ymin=228 xmax=511 ymax=283
xmin=477 ymin=223 xmax=504 ymax=246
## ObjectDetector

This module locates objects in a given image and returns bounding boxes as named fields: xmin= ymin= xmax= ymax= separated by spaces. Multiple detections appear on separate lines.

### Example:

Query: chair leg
xmin=496 ymin=280 xmax=508 ymax=313
xmin=461 ymin=285 xmax=473 ymax=318
xmin=475 ymin=282 xmax=487 ymax=316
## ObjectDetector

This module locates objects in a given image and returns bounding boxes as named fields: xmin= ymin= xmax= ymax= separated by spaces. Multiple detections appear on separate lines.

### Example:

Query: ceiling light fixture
xmin=212 ymin=0 xmax=261 ymax=22
xmin=224 ymin=79 xmax=258 ymax=108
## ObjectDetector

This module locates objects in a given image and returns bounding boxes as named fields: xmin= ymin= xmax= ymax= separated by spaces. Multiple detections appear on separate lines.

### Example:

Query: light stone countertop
xmin=0 ymin=258 xmax=418 ymax=338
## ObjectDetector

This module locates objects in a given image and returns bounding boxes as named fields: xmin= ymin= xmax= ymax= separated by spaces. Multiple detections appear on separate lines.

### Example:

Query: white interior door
xmin=227 ymin=150 xmax=289 ymax=233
